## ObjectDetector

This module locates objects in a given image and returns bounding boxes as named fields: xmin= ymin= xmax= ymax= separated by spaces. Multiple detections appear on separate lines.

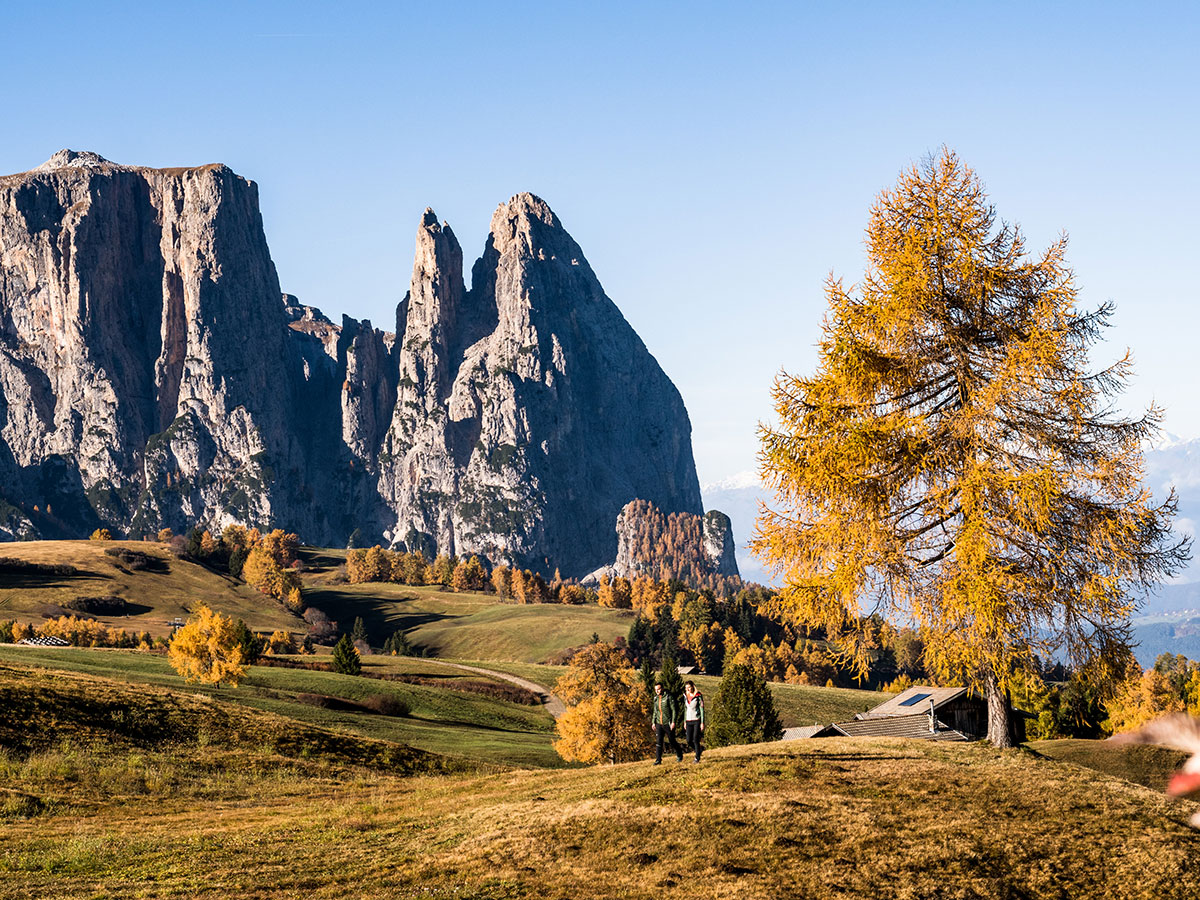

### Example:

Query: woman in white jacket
xmin=683 ymin=680 xmax=705 ymax=762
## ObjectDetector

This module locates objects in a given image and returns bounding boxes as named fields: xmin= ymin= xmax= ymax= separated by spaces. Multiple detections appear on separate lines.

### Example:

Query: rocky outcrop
xmin=0 ymin=152 xmax=705 ymax=576
xmin=584 ymin=499 xmax=740 ymax=592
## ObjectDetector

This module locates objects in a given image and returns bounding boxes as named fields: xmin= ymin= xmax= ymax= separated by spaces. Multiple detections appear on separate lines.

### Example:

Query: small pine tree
xmin=331 ymin=634 xmax=362 ymax=676
xmin=640 ymin=655 xmax=657 ymax=714
xmin=186 ymin=526 xmax=204 ymax=558
xmin=232 ymin=619 xmax=262 ymax=664
xmin=350 ymin=616 xmax=368 ymax=645
xmin=707 ymin=662 xmax=784 ymax=747
xmin=658 ymin=647 xmax=686 ymax=735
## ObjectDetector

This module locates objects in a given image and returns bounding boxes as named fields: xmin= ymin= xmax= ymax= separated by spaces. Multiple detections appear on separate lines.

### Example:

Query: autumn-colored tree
xmin=258 ymin=529 xmax=300 ymax=567
xmin=221 ymin=524 xmax=249 ymax=551
xmin=199 ymin=529 xmax=219 ymax=557
xmin=167 ymin=605 xmax=247 ymax=686
xmin=400 ymin=551 xmax=427 ymax=586
xmin=451 ymin=559 xmax=471 ymax=592
xmin=559 ymin=583 xmax=587 ymax=605
xmin=1105 ymin=654 xmax=1200 ymax=734
xmin=461 ymin=555 xmax=487 ymax=591
xmin=491 ymin=565 xmax=512 ymax=599
xmin=631 ymin=575 xmax=670 ymax=622
xmin=157 ymin=527 xmax=174 ymax=542
xmin=597 ymin=575 xmax=632 ymax=609
xmin=753 ymin=148 xmax=1188 ymax=746
xmin=265 ymin=629 xmax=296 ymax=654
xmin=511 ymin=568 xmax=530 ymax=604
xmin=554 ymin=642 xmax=649 ymax=764
xmin=89 ymin=528 xmax=112 ymax=541
xmin=429 ymin=554 xmax=456 ymax=587
xmin=284 ymin=586 xmax=304 ymax=613
xmin=242 ymin=545 xmax=301 ymax=601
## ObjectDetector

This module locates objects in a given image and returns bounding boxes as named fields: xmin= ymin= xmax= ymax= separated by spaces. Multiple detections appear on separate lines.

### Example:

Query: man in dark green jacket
xmin=651 ymin=681 xmax=684 ymax=764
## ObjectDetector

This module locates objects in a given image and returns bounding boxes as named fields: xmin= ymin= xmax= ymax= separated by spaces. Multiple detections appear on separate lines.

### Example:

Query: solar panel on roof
xmin=899 ymin=692 xmax=931 ymax=707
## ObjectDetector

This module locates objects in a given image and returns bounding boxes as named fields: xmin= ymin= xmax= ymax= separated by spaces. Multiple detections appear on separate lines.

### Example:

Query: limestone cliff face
xmin=0 ymin=153 xmax=705 ymax=576
xmin=0 ymin=150 xmax=300 ymax=538
xmin=378 ymin=195 xmax=704 ymax=575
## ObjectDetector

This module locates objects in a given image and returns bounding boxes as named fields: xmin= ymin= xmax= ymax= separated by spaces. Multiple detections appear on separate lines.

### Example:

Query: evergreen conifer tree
xmin=332 ymin=634 xmax=362 ymax=676
xmin=707 ymin=663 xmax=783 ymax=746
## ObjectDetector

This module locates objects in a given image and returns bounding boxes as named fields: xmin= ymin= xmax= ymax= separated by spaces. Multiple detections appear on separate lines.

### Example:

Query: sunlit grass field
xmin=0 ymin=540 xmax=300 ymax=636
xmin=302 ymin=580 xmax=635 ymax=662
xmin=0 ymin=648 xmax=560 ymax=768
xmin=3 ymin=725 xmax=1198 ymax=900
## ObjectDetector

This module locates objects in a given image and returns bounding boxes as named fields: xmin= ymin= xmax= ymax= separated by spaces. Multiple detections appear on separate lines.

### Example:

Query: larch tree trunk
xmin=985 ymin=673 xmax=1015 ymax=748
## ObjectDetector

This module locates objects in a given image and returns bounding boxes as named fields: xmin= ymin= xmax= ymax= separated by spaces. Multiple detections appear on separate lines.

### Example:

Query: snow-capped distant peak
xmin=1148 ymin=431 xmax=1197 ymax=452
xmin=702 ymin=470 xmax=761 ymax=492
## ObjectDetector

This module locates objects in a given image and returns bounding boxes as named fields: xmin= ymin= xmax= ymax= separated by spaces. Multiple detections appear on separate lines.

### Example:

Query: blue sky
xmin=3 ymin=1 xmax=1197 ymax=484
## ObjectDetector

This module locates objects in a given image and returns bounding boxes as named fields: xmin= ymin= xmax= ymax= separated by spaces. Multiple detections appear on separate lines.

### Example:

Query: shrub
xmin=361 ymin=694 xmax=410 ymax=717
xmin=89 ymin=528 xmax=113 ymax=541
xmin=303 ymin=608 xmax=338 ymax=644
xmin=65 ymin=595 xmax=128 ymax=615
xmin=104 ymin=547 xmax=164 ymax=571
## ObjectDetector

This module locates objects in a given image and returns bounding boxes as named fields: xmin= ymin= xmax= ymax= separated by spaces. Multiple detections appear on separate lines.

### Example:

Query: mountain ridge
xmin=0 ymin=152 xmax=703 ymax=576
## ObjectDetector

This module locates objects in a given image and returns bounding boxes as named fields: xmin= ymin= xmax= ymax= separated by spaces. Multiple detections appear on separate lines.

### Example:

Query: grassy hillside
xmin=0 ymin=648 xmax=561 ymax=768
xmin=1030 ymin=738 xmax=1190 ymax=792
xmin=0 ymin=540 xmax=300 ymax=636
xmin=2 ymin=731 xmax=1198 ymax=899
xmin=303 ymin=581 xmax=635 ymax=663
xmin=0 ymin=661 xmax=453 ymax=775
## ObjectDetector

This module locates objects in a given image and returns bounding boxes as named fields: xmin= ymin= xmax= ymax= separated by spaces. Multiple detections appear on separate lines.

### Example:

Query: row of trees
xmin=1 ymin=616 xmax=158 ymax=649
xmin=343 ymin=544 xmax=598 ymax=605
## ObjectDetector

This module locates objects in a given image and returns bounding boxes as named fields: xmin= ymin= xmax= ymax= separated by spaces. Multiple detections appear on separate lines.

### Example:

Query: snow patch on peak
xmin=702 ymin=470 xmax=761 ymax=492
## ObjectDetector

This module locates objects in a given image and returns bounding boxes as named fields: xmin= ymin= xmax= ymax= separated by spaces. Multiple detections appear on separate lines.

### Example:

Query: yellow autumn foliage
xmin=753 ymin=148 xmax=1188 ymax=744
xmin=167 ymin=604 xmax=247 ymax=687
xmin=553 ymin=643 xmax=648 ymax=764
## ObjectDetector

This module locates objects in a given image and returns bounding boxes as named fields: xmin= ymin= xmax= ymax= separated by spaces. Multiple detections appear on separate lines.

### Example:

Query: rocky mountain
xmin=0 ymin=151 xmax=704 ymax=576
xmin=584 ymin=498 xmax=739 ymax=593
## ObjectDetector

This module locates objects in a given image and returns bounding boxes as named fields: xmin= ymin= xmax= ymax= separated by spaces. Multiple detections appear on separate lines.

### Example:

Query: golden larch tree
xmin=168 ymin=604 xmax=247 ymax=687
xmin=554 ymin=642 xmax=649 ymax=764
xmin=753 ymin=148 xmax=1188 ymax=746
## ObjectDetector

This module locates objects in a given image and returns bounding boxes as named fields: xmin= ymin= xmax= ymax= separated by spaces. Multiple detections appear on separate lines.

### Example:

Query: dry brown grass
xmin=0 ymin=540 xmax=300 ymax=637
xmin=3 ymin=732 xmax=1199 ymax=899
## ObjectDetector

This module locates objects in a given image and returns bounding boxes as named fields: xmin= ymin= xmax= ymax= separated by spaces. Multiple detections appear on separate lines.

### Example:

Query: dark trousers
xmin=654 ymin=724 xmax=683 ymax=762
xmin=685 ymin=720 xmax=702 ymax=761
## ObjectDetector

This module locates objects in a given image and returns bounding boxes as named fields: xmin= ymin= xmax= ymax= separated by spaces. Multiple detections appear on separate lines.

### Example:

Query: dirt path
xmin=428 ymin=660 xmax=566 ymax=718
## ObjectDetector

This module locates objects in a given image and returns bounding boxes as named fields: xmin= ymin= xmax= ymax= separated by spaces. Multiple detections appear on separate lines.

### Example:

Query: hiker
xmin=651 ymin=681 xmax=684 ymax=764
xmin=683 ymin=680 xmax=705 ymax=762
